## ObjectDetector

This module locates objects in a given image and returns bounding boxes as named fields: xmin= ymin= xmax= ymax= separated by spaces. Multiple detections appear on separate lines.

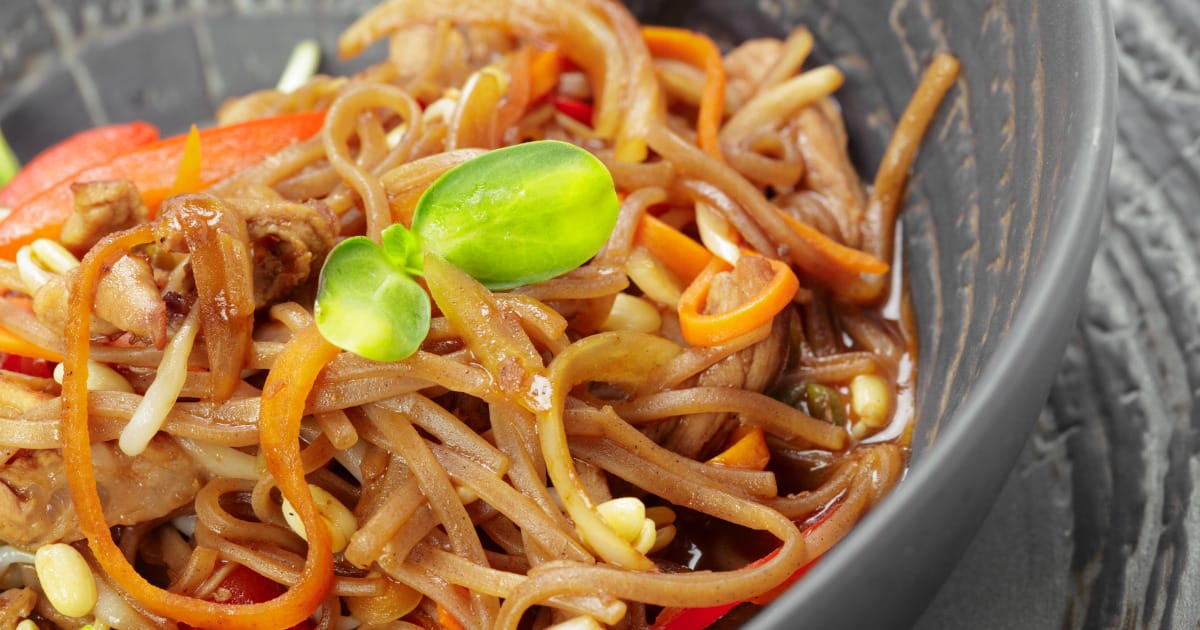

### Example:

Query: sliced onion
xmin=695 ymin=202 xmax=741 ymax=265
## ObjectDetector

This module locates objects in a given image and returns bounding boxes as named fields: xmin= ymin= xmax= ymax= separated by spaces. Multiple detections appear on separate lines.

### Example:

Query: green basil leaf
xmin=314 ymin=236 xmax=431 ymax=362
xmin=411 ymin=140 xmax=620 ymax=290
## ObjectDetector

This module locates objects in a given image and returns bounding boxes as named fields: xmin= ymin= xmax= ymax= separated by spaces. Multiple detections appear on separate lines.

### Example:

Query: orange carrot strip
xmin=528 ymin=46 xmax=563 ymax=103
xmin=641 ymin=26 xmax=726 ymax=160
xmin=437 ymin=603 xmax=467 ymax=630
xmin=706 ymin=426 xmax=771 ymax=470
xmin=634 ymin=214 xmax=714 ymax=284
xmin=774 ymin=208 xmax=889 ymax=276
xmin=168 ymin=125 xmax=203 ymax=197
xmin=678 ymin=254 xmax=799 ymax=347
xmin=62 ymin=225 xmax=335 ymax=629
xmin=0 ymin=325 xmax=61 ymax=362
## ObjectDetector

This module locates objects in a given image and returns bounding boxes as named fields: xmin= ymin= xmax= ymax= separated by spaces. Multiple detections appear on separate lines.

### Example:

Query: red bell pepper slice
xmin=651 ymin=549 xmax=820 ymax=630
xmin=554 ymin=95 xmax=595 ymax=127
xmin=652 ymin=598 xmax=742 ymax=630
xmin=651 ymin=504 xmax=841 ymax=630
xmin=0 ymin=110 xmax=327 ymax=260
xmin=180 ymin=564 xmax=315 ymax=630
xmin=0 ymin=121 xmax=160 ymax=210
xmin=0 ymin=353 xmax=53 ymax=378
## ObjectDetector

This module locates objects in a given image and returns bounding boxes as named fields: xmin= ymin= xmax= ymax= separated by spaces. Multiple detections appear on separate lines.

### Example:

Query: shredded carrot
xmin=641 ymin=26 xmax=726 ymax=160
xmin=774 ymin=208 xmax=889 ymax=276
xmin=61 ymin=224 xmax=336 ymax=629
xmin=527 ymin=46 xmax=563 ymax=103
xmin=0 ymin=296 xmax=60 ymax=361
xmin=0 ymin=325 xmax=61 ymax=362
xmin=677 ymin=254 xmax=799 ymax=347
xmin=437 ymin=603 xmax=467 ymax=630
xmin=168 ymin=125 xmax=202 ymax=197
xmin=706 ymin=426 xmax=771 ymax=470
xmin=634 ymin=214 xmax=713 ymax=284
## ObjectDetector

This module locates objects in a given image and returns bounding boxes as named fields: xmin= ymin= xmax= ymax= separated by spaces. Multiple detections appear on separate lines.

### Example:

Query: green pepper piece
xmin=803 ymin=383 xmax=846 ymax=425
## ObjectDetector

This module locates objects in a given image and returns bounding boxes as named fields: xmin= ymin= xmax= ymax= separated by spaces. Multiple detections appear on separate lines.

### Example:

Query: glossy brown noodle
xmin=0 ymin=0 xmax=958 ymax=628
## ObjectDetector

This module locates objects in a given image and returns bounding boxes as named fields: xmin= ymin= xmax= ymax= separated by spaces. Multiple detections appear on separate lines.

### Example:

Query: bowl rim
xmin=749 ymin=2 xmax=1119 ymax=628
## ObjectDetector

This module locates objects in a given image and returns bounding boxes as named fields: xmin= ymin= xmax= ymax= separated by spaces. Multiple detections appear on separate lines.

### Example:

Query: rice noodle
xmin=321 ymin=84 xmax=422 ymax=240
xmin=0 ymin=3 xmax=958 ymax=628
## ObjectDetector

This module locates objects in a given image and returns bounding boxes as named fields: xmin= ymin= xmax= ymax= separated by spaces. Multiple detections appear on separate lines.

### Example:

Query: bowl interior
xmin=0 ymin=0 xmax=1114 ymax=627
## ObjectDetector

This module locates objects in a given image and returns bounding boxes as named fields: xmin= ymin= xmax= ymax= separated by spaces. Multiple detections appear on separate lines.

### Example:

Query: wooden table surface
xmin=916 ymin=0 xmax=1200 ymax=627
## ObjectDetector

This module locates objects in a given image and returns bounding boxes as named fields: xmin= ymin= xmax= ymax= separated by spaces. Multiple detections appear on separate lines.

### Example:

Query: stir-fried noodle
xmin=0 ymin=0 xmax=958 ymax=628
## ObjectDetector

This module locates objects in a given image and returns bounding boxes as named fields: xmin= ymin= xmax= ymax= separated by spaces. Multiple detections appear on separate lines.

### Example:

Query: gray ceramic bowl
xmin=0 ymin=1 xmax=1116 ymax=627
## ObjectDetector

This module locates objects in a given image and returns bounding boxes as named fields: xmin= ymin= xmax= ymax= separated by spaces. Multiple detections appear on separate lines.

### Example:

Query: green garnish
xmin=0 ymin=129 xmax=19 ymax=188
xmin=314 ymin=140 xmax=620 ymax=362
xmin=314 ymin=230 xmax=431 ymax=361
xmin=771 ymin=381 xmax=846 ymax=425
xmin=413 ymin=140 xmax=620 ymax=290
xmin=803 ymin=383 xmax=846 ymax=425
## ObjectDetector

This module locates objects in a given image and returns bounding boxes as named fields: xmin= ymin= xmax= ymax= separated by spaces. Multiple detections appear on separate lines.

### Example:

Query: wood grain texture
xmin=917 ymin=0 xmax=1200 ymax=627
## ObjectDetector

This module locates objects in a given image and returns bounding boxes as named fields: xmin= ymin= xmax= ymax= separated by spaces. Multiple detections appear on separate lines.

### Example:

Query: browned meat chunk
xmin=60 ymin=180 xmax=149 ymax=253
xmin=32 ymin=255 xmax=166 ymax=346
xmin=153 ymin=195 xmax=334 ymax=401
xmin=0 ymin=371 xmax=56 ymax=417
xmin=0 ymin=372 xmax=58 ymax=466
xmin=0 ymin=588 xmax=36 ymax=629
xmin=33 ymin=273 xmax=118 ymax=339
xmin=793 ymin=104 xmax=867 ymax=246
xmin=662 ymin=256 xmax=789 ymax=458
xmin=0 ymin=436 xmax=205 ymax=549
xmin=94 ymin=254 xmax=168 ymax=348
xmin=724 ymin=38 xmax=784 ymax=109
xmin=225 ymin=198 xmax=338 ymax=307
xmin=702 ymin=256 xmax=789 ymax=392
xmin=158 ymin=194 xmax=256 ymax=402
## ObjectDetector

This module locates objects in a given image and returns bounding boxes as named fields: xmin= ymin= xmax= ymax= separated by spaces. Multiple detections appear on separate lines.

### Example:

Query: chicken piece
xmin=0 ymin=588 xmax=36 ymax=629
xmin=387 ymin=22 xmax=473 ymax=104
xmin=724 ymin=38 xmax=784 ymax=110
xmin=60 ymin=179 xmax=149 ymax=253
xmin=0 ymin=436 xmax=205 ymax=549
xmin=32 ymin=273 xmax=119 ymax=339
xmin=158 ymin=194 xmax=255 ymax=403
xmin=32 ymin=255 xmax=166 ymax=346
xmin=0 ymin=372 xmax=58 ymax=465
xmin=661 ymin=256 xmax=789 ymax=458
xmin=94 ymin=254 xmax=168 ymax=348
xmin=0 ymin=370 xmax=57 ymax=417
xmin=793 ymin=104 xmax=867 ymax=247
xmin=155 ymin=195 xmax=335 ymax=401
xmin=225 ymin=198 xmax=338 ymax=307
